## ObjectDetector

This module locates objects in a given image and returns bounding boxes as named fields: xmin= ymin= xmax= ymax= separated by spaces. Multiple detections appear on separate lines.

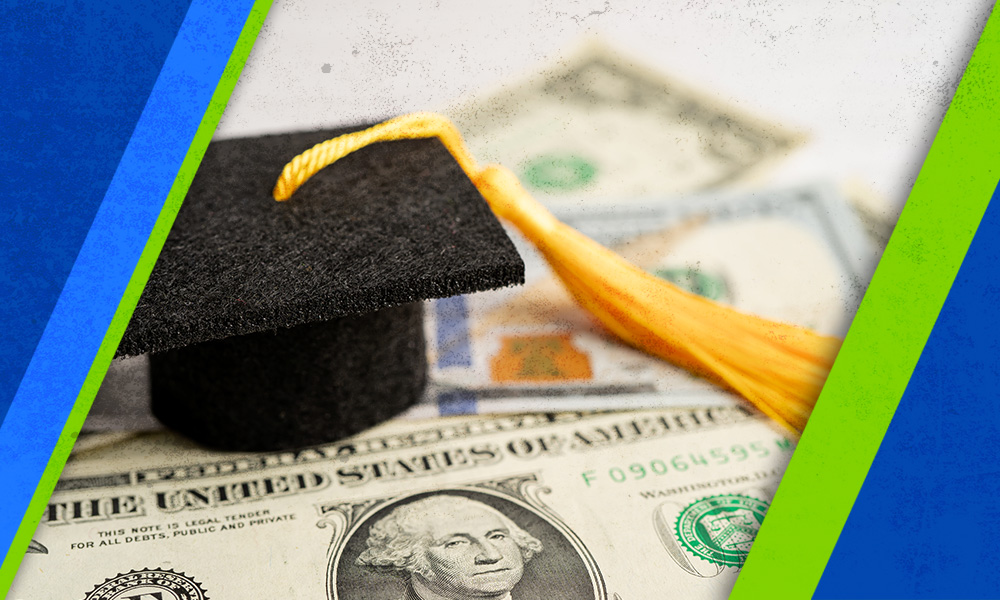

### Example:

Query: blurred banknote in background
xmin=19 ymin=407 xmax=792 ymax=599
xmin=446 ymin=40 xmax=805 ymax=208
xmin=399 ymin=40 xmax=875 ymax=419
xmin=414 ymin=184 xmax=873 ymax=419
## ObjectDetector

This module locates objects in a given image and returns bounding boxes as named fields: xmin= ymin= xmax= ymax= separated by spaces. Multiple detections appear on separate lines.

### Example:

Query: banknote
xmin=842 ymin=179 xmax=894 ymax=250
xmin=416 ymin=183 xmax=873 ymax=418
xmin=16 ymin=406 xmax=794 ymax=599
xmin=445 ymin=40 xmax=805 ymax=208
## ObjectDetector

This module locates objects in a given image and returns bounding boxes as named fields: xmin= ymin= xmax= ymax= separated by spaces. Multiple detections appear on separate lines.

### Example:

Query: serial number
xmin=580 ymin=438 xmax=792 ymax=487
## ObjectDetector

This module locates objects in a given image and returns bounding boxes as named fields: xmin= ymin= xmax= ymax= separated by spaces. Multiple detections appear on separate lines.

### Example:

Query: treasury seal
xmin=674 ymin=494 xmax=769 ymax=567
xmin=83 ymin=568 xmax=208 ymax=600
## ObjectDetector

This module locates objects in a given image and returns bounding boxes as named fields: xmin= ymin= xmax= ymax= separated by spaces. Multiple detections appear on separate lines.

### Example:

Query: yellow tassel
xmin=273 ymin=113 xmax=842 ymax=435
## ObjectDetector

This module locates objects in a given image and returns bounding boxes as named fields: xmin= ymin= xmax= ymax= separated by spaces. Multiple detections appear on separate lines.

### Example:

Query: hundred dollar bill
xmin=445 ymin=40 xmax=805 ymax=209
xmin=416 ymin=183 xmax=873 ymax=418
xmin=16 ymin=406 xmax=793 ymax=599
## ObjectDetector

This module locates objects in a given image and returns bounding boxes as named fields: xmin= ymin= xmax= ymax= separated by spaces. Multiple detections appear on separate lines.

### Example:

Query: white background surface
xmin=217 ymin=0 xmax=994 ymax=226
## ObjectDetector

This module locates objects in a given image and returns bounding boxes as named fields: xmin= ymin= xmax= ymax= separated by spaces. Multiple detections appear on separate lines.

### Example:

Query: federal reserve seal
xmin=674 ymin=494 xmax=769 ymax=567
xmin=520 ymin=154 xmax=597 ymax=191
xmin=83 ymin=568 xmax=208 ymax=600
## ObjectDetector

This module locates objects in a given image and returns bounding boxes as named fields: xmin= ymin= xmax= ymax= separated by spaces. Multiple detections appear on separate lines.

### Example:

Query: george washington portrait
xmin=331 ymin=490 xmax=598 ymax=600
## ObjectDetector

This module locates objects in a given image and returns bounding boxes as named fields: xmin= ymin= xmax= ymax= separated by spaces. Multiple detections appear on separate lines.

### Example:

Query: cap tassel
xmin=273 ymin=112 xmax=842 ymax=435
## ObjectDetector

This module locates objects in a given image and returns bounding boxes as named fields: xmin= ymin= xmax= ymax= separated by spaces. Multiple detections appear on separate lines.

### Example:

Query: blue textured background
xmin=0 ymin=0 xmax=256 ymax=580
xmin=0 ymin=0 xmax=192 ymax=424
xmin=816 ymin=181 xmax=1000 ymax=598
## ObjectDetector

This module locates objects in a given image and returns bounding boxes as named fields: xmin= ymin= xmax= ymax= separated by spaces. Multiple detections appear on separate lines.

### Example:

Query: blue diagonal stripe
xmin=0 ymin=0 xmax=256 ymax=585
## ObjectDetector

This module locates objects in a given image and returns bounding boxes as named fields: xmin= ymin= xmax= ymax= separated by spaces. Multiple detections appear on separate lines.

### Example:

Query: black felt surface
xmin=117 ymin=124 xmax=524 ymax=357
xmin=151 ymin=303 xmax=426 ymax=451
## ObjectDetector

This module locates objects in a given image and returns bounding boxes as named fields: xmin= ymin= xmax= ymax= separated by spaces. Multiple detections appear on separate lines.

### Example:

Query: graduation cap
xmin=270 ymin=114 xmax=842 ymax=437
xmin=115 ymin=124 xmax=524 ymax=452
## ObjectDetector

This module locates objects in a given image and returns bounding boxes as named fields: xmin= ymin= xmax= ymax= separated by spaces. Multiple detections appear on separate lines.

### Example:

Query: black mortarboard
xmin=114 ymin=124 xmax=524 ymax=451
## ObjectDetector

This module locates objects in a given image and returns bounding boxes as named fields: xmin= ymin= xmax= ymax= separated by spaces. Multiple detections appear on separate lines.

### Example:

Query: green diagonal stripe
xmin=0 ymin=0 xmax=272 ymax=592
xmin=731 ymin=7 xmax=1000 ymax=599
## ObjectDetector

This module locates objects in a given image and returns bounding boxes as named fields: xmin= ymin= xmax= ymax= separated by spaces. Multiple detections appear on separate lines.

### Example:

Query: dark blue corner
xmin=1 ymin=0 xmax=193 ymax=423
xmin=816 ymin=179 xmax=1000 ymax=599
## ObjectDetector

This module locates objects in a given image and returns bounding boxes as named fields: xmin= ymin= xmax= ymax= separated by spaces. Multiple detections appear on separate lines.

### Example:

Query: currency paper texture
xmin=16 ymin=408 xmax=793 ymax=599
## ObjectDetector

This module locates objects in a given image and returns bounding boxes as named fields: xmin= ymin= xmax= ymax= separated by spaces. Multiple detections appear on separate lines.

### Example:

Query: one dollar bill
xmin=446 ymin=40 xmax=805 ymax=208
xmin=17 ymin=407 xmax=793 ymax=599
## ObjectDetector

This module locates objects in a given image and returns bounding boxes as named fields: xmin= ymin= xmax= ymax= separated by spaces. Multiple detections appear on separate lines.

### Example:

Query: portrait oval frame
xmin=320 ymin=477 xmax=608 ymax=600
